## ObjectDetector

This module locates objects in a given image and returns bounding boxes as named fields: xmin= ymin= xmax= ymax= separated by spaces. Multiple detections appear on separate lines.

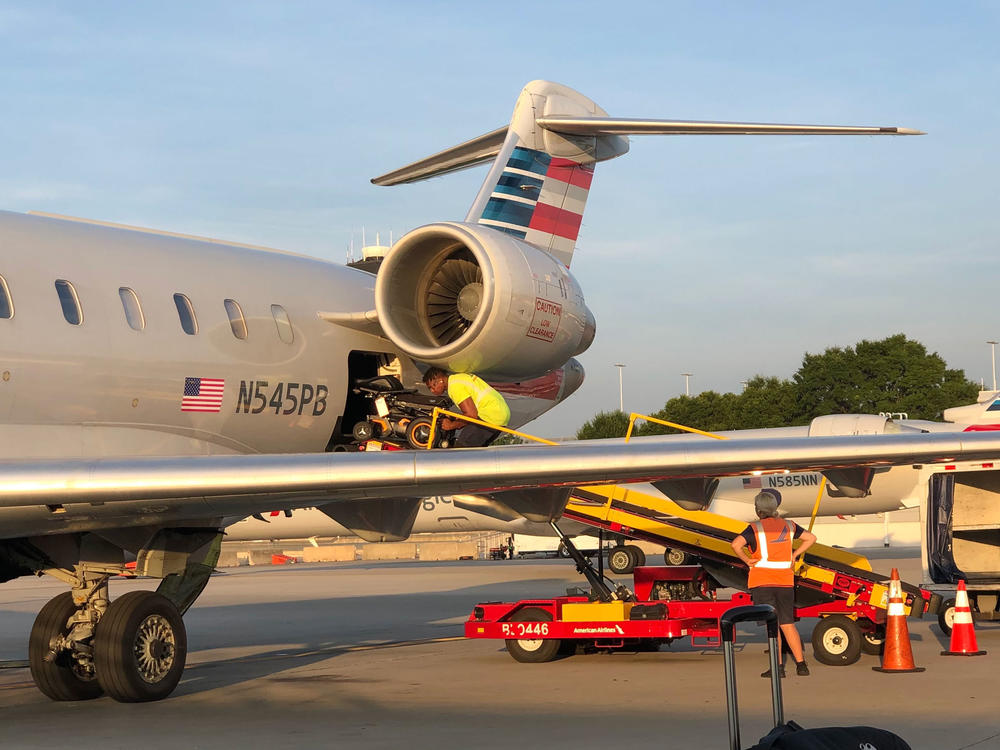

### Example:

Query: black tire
xmin=557 ymin=542 xmax=572 ymax=558
xmin=608 ymin=546 xmax=635 ymax=575
xmin=860 ymin=624 xmax=886 ymax=656
xmin=505 ymin=607 xmax=561 ymax=663
xmin=938 ymin=598 xmax=956 ymax=637
xmin=406 ymin=417 xmax=434 ymax=449
xmin=627 ymin=545 xmax=646 ymax=568
xmin=665 ymin=548 xmax=690 ymax=566
xmin=29 ymin=592 xmax=103 ymax=701
xmin=94 ymin=591 xmax=187 ymax=702
xmin=352 ymin=420 xmax=376 ymax=441
xmin=811 ymin=615 xmax=862 ymax=666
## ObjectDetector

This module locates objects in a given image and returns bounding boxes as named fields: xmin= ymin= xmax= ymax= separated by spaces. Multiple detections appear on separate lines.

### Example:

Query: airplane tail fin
xmin=372 ymin=80 xmax=923 ymax=267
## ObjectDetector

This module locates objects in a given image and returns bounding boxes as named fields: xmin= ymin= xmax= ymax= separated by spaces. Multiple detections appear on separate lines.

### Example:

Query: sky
xmin=1 ymin=2 xmax=998 ymax=437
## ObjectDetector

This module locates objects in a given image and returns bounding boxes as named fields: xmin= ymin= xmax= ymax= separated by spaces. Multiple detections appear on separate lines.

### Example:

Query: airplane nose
xmin=561 ymin=358 xmax=585 ymax=398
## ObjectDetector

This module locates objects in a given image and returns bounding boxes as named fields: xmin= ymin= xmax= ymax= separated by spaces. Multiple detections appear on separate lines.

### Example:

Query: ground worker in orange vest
xmin=730 ymin=488 xmax=817 ymax=678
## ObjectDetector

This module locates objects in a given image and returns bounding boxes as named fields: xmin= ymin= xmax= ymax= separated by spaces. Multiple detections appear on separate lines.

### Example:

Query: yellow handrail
xmin=624 ymin=412 xmax=728 ymax=443
xmin=425 ymin=407 xmax=559 ymax=449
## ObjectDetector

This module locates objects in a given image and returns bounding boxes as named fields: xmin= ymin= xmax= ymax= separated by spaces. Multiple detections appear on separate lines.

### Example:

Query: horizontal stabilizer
xmin=317 ymin=309 xmax=384 ymax=337
xmin=536 ymin=115 xmax=925 ymax=136
xmin=372 ymin=126 xmax=508 ymax=186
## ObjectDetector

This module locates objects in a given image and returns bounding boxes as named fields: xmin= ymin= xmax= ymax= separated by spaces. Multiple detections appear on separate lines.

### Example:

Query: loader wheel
xmin=811 ymin=615 xmax=862 ymax=666
xmin=94 ymin=591 xmax=186 ymax=702
xmin=29 ymin=592 xmax=103 ymax=701
xmin=352 ymin=420 xmax=377 ymax=442
xmin=505 ymin=607 xmax=561 ymax=663
xmin=665 ymin=548 xmax=690 ymax=566
xmin=627 ymin=545 xmax=646 ymax=568
xmin=860 ymin=625 xmax=885 ymax=656
xmin=406 ymin=418 xmax=433 ymax=449
xmin=608 ymin=546 xmax=635 ymax=575
xmin=938 ymin=598 xmax=956 ymax=637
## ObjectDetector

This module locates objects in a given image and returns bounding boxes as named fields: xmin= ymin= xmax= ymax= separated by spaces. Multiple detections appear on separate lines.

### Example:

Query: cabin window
xmin=224 ymin=298 xmax=247 ymax=340
xmin=173 ymin=293 xmax=198 ymax=335
xmin=119 ymin=287 xmax=144 ymax=331
xmin=0 ymin=275 xmax=11 ymax=319
xmin=55 ymin=279 xmax=82 ymax=325
xmin=271 ymin=304 xmax=294 ymax=344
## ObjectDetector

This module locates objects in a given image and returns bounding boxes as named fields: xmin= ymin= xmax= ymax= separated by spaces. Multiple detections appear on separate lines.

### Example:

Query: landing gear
xmin=665 ymin=548 xmax=690 ymax=566
xmin=608 ymin=544 xmax=645 ymax=575
xmin=29 ymin=593 xmax=103 ymax=701
xmin=24 ymin=527 xmax=220 ymax=703
xmin=94 ymin=591 xmax=187 ymax=702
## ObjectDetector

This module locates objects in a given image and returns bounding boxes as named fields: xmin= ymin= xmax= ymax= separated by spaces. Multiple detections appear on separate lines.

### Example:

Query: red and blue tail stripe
xmin=478 ymin=146 xmax=594 ymax=266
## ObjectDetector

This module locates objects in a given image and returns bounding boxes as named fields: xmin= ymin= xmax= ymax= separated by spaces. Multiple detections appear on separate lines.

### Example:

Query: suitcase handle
xmin=722 ymin=605 xmax=783 ymax=750
xmin=721 ymin=604 xmax=780 ymax=642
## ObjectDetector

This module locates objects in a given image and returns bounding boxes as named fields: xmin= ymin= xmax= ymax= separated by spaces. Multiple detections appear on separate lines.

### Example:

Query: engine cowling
xmin=375 ymin=222 xmax=595 ymax=378
xmin=808 ymin=414 xmax=922 ymax=436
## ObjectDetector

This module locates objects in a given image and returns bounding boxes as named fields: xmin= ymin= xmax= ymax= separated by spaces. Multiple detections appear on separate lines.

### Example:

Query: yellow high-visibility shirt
xmin=447 ymin=373 xmax=510 ymax=426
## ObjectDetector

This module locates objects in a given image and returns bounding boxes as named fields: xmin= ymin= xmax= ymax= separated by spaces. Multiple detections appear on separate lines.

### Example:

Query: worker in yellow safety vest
xmin=423 ymin=367 xmax=511 ymax=447
xmin=731 ymin=488 xmax=817 ymax=678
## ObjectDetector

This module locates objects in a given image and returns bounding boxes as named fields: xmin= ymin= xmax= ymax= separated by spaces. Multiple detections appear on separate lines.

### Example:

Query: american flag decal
xmin=742 ymin=477 xmax=762 ymax=489
xmin=181 ymin=377 xmax=225 ymax=412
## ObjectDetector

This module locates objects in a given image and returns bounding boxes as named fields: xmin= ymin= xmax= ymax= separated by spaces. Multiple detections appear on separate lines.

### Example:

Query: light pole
xmin=989 ymin=341 xmax=998 ymax=393
xmin=614 ymin=363 xmax=626 ymax=413
xmin=681 ymin=373 xmax=692 ymax=397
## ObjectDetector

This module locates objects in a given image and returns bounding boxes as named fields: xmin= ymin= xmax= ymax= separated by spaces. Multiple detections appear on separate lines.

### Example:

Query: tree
xmin=573 ymin=334 xmax=980 ymax=436
xmin=641 ymin=391 xmax=740 ymax=435
xmin=732 ymin=375 xmax=801 ymax=428
xmin=576 ymin=410 xmax=631 ymax=440
xmin=792 ymin=334 xmax=979 ymax=421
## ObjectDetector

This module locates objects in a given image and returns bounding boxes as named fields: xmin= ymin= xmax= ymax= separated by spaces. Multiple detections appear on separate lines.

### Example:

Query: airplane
xmin=640 ymin=393 xmax=1000 ymax=520
xmin=226 ymin=497 xmax=593 ymax=543
xmin=4 ymin=78 xmax=986 ymax=706
xmin=226 ymin=394 xmax=1000 ymax=562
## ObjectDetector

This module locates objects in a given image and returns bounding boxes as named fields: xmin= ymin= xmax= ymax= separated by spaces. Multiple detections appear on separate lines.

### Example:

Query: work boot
xmin=761 ymin=665 xmax=785 ymax=678
xmin=795 ymin=661 xmax=810 ymax=676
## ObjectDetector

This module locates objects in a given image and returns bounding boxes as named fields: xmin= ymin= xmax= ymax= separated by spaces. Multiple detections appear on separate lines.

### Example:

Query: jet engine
xmin=374 ymin=222 xmax=595 ymax=378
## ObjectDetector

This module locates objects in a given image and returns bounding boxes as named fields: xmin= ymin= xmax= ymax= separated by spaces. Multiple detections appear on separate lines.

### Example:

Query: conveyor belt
xmin=565 ymin=484 xmax=930 ymax=614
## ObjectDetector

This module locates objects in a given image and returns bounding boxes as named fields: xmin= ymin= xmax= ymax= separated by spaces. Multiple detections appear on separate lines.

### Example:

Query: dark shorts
xmin=456 ymin=422 xmax=501 ymax=447
xmin=751 ymin=586 xmax=796 ymax=625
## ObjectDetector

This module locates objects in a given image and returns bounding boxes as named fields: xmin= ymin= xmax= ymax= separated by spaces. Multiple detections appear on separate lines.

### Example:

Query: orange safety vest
xmin=746 ymin=517 xmax=797 ymax=588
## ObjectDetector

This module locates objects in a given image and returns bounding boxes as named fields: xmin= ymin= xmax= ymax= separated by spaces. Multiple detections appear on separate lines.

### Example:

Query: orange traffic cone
xmin=941 ymin=580 xmax=986 ymax=656
xmin=873 ymin=568 xmax=926 ymax=673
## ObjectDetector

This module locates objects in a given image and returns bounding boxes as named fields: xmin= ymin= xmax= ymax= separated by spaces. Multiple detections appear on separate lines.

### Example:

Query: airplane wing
xmin=2 ymin=430 xmax=999 ymax=541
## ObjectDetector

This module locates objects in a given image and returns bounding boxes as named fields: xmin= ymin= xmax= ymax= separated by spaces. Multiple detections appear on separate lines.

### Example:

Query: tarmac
xmin=1 ymin=549 xmax=998 ymax=750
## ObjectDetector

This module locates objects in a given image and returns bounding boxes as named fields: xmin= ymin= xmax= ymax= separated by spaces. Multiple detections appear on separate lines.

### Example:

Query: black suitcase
xmin=721 ymin=605 xmax=912 ymax=750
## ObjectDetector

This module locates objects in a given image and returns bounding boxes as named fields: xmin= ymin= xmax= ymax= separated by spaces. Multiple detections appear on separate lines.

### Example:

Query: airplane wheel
xmin=627 ymin=545 xmax=646 ymax=568
xmin=406 ymin=418 xmax=434 ymax=449
xmin=860 ymin=625 xmax=885 ymax=656
xmin=665 ymin=548 xmax=690 ymax=566
xmin=557 ymin=542 xmax=572 ymax=558
xmin=608 ymin=546 xmax=635 ymax=575
xmin=938 ymin=598 xmax=956 ymax=637
xmin=94 ymin=591 xmax=187 ymax=702
xmin=505 ymin=607 xmax=561 ymax=663
xmin=811 ymin=615 xmax=862 ymax=666
xmin=29 ymin=592 xmax=103 ymax=701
